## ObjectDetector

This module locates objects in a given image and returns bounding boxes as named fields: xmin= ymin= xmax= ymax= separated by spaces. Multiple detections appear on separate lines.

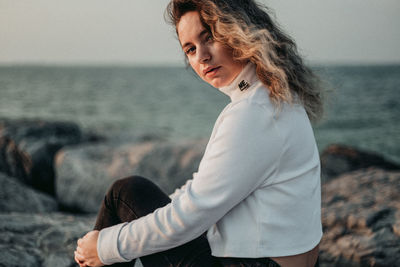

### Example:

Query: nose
xmin=197 ymin=45 xmax=211 ymax=63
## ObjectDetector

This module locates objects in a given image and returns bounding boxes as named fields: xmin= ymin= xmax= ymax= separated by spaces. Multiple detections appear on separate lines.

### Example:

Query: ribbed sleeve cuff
xmin=97 ymin=222 xmax=129 ymax=265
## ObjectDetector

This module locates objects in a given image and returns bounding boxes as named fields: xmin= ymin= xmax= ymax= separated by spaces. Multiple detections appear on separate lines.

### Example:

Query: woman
xmin=74 ymin=0 xmax=323 ymax=266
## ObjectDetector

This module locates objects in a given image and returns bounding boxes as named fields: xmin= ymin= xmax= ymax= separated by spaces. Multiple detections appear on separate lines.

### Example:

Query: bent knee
xmin=107 ymin=175 xmax=170 ymax=213
xmin=108 ymin=175 xmax=169 ymax=200
xmin=108 ymin=175 xmax=150 ymax=196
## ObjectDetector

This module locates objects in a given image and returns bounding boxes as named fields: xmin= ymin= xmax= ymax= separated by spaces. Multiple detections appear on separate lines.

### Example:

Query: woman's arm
xmin=168 ymin=178 xmax=193 ymax=199
xmin=97 ymin=100 xmax=283 ymax=265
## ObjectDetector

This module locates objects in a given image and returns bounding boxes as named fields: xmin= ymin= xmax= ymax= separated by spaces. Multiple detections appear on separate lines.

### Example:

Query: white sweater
xmin=97 ymin=63 xmax=323 ymax=264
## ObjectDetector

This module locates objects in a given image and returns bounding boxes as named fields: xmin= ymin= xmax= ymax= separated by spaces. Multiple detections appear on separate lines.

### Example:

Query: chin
xmin=208 ymin=78 xmax=227 ymax=88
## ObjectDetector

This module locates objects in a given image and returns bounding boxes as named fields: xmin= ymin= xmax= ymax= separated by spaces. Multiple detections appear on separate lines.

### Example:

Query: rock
xmin=55 ymin=139 xmax=206 ymax=213
xmin=0 ymin=212 xmax=96 ymax=267
xmin=320 ymin=144 xmax=400 ymax=182
xmin=0 ymin=118 xmax=87 ymax=195
xmin=320 ymin=168 xmax=400 ymax=266
xmin=0 ymin=172 xmax=57 ymax=212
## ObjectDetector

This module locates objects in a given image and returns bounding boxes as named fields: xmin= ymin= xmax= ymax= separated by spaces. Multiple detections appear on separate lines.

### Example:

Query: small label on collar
xmin=238 ymin=80 xmax=250 ymax=91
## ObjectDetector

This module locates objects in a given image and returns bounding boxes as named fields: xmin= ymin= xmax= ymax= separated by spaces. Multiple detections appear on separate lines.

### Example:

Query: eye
xmin=185 ymin=46 xmax=196 ymax=55
xmin=205 ymin=34 xmax=213 ymax=42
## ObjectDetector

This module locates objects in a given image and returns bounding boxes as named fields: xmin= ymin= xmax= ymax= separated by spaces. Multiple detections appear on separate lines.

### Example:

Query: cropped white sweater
xmin=97 ymin=63 xmax=322 ymax=264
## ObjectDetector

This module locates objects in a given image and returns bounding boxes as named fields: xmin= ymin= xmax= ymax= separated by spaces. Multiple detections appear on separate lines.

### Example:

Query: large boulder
xmin=0 ymin=118 xmax=96 ymax=195
xmin=55 ymin=139 xmax=206 ymax=213
xmin=0 ymin=172 xmax=57 ymax=212
xmin=320 ymin=168 xmax=400 ymax=266
xmin=0 ymin=212 xmax=95 ymax=267
xmin=320 ymin=144 xmax=400 ymax=182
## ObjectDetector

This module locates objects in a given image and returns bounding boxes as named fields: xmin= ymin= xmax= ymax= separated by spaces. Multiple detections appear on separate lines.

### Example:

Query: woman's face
xmin=177 ymin=11 xmax=246 ymax=88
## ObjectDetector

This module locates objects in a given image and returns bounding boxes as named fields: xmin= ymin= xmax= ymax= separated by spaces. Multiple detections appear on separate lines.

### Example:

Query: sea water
xmin=0 ymin=64 xmax=399 ymax=163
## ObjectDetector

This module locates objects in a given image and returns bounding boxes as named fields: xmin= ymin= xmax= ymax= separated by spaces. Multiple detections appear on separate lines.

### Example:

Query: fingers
xmin=76 ymin=246 xmax=84 ymax=255
xmin=74 ymin=253 xmax=87 ymax=267
xmin=74 ymin=253 xmax=80 ymax=265
xmin=75 ymin=231 xmax=102 ymax=267
xmin=84 ymin=230 xmax=94 ymax=238
xmin=74 ymin=250 xmax=85 ymax=264
xmin=76 ymin=235 xmax=88 ymax=266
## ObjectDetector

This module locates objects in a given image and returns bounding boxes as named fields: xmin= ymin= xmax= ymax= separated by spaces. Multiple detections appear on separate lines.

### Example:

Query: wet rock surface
xmin=0 ymin=118 xmax=86 ymax=194
xmin=0 ymin=172 xmax=57 ymax=213
xmin=320 ymin=168 xmax=400 ymax=266
xmin=55 ymin=139 xmax=206 ymax=213
xmin=320 ymin=144 xmax=400 ymax=182
xmin=0 ymin=212 xmax=96 ymax=267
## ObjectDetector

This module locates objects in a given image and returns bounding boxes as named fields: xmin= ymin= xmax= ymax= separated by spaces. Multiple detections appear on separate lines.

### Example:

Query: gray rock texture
xmin=2 ymin=125 xmax=399 ymax=267
xmin=320 ymin=144 xmax=400 ymax=182
xmin=0 ymin=118 xmax=85 ymax=195
xmin=0 ymin=172 xmax=57 ymax=213
xmin=320 ymin=168 xmax=400 ymax=266
xmin=0 ymin=212 xmax=96 ymax=267
xmin=55 ymin=139 xmax=206 ymax=213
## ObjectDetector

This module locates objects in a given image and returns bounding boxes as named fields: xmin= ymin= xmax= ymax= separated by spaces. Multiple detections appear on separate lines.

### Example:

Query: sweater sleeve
xmin=168 ymin=178 xmax=193 ymax=200
xmin=97 ymin=101 xmax=283 ymax=264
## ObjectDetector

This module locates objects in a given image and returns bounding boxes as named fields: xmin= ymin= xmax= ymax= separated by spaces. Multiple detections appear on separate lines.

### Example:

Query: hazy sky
xmin=1 ymin=0 xmax=399 ymax=66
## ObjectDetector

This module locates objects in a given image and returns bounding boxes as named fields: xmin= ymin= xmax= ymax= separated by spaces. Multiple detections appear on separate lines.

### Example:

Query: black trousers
xmin=94 ymin=175 xmax=283 ymax=267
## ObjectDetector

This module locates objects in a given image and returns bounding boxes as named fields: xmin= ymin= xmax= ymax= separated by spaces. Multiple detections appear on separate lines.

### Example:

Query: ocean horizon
xmin=0 ymin=63 xmax=399 ymax=163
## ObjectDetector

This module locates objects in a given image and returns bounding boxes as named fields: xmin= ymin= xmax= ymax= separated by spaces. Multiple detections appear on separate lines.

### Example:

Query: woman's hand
xmin=74 ymin=230 xmax=104 ymax=267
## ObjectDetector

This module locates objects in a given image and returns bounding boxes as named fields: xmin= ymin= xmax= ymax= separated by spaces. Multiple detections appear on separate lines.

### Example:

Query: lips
xmin=203 ymin=66 xmax=221 ymax=76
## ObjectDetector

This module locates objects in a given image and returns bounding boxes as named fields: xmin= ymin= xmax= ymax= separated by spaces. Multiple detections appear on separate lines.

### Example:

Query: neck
xmin=218 ymin=62 xmax=258 ymax=101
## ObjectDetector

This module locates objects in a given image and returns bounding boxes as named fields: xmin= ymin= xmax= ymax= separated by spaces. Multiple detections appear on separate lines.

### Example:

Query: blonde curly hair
xmin=166 ymin=0 xmax=323 ymax=121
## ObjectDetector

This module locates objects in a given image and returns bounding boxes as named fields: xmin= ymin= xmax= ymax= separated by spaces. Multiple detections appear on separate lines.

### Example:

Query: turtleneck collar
xmin=218 ymin=62 xmax=259 ymax=102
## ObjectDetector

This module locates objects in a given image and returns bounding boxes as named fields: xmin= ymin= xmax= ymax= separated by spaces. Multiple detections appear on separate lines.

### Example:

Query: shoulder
xmin=221 ymin=99 xmax=273 ymax=132
xmin=215 ymin=89 xmax=282 ymax=147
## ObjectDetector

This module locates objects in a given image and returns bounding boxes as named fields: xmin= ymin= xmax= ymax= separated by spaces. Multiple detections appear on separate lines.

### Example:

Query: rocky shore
xmin=1 ymin=118 xmax=399 ymax=267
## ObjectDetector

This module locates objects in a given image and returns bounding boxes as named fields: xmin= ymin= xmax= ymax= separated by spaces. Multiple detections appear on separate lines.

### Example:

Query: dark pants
xmin=94 ymin=175 xmax=283 ymax=267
